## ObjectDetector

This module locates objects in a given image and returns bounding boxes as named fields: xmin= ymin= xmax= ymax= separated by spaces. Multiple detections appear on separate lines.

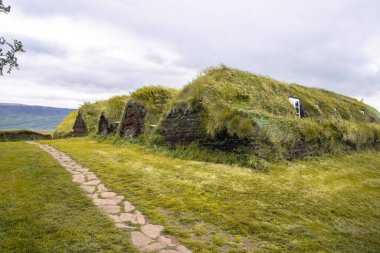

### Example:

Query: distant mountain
xmin=0 ymin=103 xmax=76 ymax=131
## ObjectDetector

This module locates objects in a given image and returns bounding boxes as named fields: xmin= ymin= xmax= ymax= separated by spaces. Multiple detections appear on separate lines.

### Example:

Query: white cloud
xmin=0 ymin=0 xmax=379 ymax=110
xmin=0 ymin=8 xmax=196 ymax=107
xmin=362 ymin=90 xmax=380 ymax=111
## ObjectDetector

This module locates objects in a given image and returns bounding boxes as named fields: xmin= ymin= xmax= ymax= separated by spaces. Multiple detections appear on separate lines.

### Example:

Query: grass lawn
xmin=0 ymin=141 xmax=138 ymax=253
xmin=42 ymin=138 xmax=380 ymax=252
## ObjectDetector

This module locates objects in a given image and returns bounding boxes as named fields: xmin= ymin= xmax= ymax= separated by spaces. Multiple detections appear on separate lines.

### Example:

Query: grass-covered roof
xmin=54 ymin=95 xmax=129 ymax=137
xmin=160 ymin=66 xmax=380 ymax=160
xmin=171 ymin=65 xmax=380 ymax=138
xmin=127 ymin=85 xmax=178 ymax=128
xmin=54 ymin=86 xmax=178 ymax=138
xmin=53 ymin=66 xmax=380 ymax=161
xmin=80 ymin=95 xmax=129 ymax=134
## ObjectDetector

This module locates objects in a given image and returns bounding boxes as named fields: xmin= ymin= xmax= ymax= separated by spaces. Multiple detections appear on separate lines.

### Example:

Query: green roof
xmin=170 ymin=65 xmax=380 ymax=138
xmin=128 ymin=85 xmax=178 ymax=128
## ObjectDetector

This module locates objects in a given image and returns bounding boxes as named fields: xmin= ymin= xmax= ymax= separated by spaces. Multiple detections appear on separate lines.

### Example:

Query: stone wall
xmin=73 ymin=112 xmax=88 ymax=137
xmin=98 ymin=114 xmax=110 ymax=135
xmin=98 ymin=114 xmax=118 ymax=135
xmin=161 ymin=107 xmax=250 ymax=151
xmin=160 ymin=108 xmax=207 ymax=145
xmin=119 ymin=100 xmax=147 ymax=138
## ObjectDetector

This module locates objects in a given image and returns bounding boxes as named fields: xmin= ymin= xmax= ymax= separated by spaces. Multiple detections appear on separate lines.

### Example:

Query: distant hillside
xmin=0 ymin=103 xmax=76 ymax=131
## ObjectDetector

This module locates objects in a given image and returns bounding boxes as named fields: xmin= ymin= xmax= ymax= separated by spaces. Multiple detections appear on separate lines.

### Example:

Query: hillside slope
xmin=0 ymin=103 xmax=75 ymax=131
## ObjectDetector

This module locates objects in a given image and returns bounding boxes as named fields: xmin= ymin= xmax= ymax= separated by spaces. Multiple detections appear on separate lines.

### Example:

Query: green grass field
xmin=0 ymin=141 xmax=137 ymax=253
xmin=40 ymin=138 xmax=380 ymax=252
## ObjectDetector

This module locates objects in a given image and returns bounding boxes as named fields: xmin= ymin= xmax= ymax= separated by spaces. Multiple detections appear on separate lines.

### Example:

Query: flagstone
xmin=76 ymin=168 xmax=89 ymax=172
xmin=93 ymin=198 xmax=121 ymax=206
xmin=133 ymin=211 xmax=146 ymax=225
xmin=109 ymin=214 xmax=122 ymax=222
xmin=124 ymin=201 xmax=135 ymax=212
xmin=83 ymin=180 xmax=101 ymax=186
xmin=80 ymin=185 xmax=95 ymax=193
xmin=142 ymin=242 xmax=166 ymax=251
xmin=159 ymin=236 xmax=177 ymax=247
xmin=72 ymin=174 xmax=85 ymax=183
xmin=177 ymin=245 xmax=192 ymax=253
xmin=119 ymin=213 xmax=134 ymax=222
xmin=100 ymin=191 xmax=117 ymax=198
xmin=141 ymin=224 xmax=164 ymax=239
xmin=99 ymin=205 xmax=120 ymax=214
xmin=97 ymin=184 xmax=108 ymax=192
xmin=131 ymin=231 xmax=153 ymax=248
xmin=86 ymin=174 xmax=98 ymax=181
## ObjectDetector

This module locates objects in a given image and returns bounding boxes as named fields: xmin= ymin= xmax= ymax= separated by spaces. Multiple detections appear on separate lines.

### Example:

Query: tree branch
xmin=0 ymin=0 xmax=11 ymax=14
xmin=0 ymin=37 xmax=24 ymax=75
xmin=0 ymin=1 xmax=25 ymax=75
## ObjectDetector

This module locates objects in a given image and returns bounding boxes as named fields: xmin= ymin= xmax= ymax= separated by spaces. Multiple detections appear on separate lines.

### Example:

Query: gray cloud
xmin=1 ymin=0 xmax=379 ymax=109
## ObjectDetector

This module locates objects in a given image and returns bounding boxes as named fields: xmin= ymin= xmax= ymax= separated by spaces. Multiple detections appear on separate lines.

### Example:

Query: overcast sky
xmin=0 ymin=0 xmax=379 ymax=110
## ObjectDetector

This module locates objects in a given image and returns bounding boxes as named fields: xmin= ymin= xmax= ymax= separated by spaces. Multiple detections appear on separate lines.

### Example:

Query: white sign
xmin=289 ymin=97 xmax=301 ymax=117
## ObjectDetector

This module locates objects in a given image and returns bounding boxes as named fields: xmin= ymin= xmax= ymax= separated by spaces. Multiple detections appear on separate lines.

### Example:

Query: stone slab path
xmin=27 ymin=141 xmax=192 ymax=253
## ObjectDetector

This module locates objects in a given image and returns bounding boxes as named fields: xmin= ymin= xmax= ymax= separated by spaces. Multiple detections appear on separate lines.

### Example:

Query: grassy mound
xmin=127 ymin=85 xmax=178 ymax=133
xmin=162 ymin=66 xmax=380 ymax=160
xmin=54 ymin=86 xmax=178 ymax=138
xmin=0 ymin=130 xmax=52 ymax=142
xmin=81 ymin=95 xmax=129 ymax=135
xmin=53 ymin=110 xmax=78 ymax=138
xmin=53 ymin=96 xmax=129 ymax=137
xmin=53 ymin=66 xmax=380 ymax=164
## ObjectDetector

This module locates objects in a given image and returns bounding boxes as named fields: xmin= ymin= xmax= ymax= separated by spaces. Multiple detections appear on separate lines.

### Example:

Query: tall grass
xmin=127 ymin=85 xmax=178 ymax=134
xmin=161 ymin=65 xmax=380 ymax=160
xmin=81 ymin=95 xmax=129 ymax=135
xmin=54 ymin=86 xmax=178 ymax=137
xmin=54 ymin=66 xmax=380 ymax=164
